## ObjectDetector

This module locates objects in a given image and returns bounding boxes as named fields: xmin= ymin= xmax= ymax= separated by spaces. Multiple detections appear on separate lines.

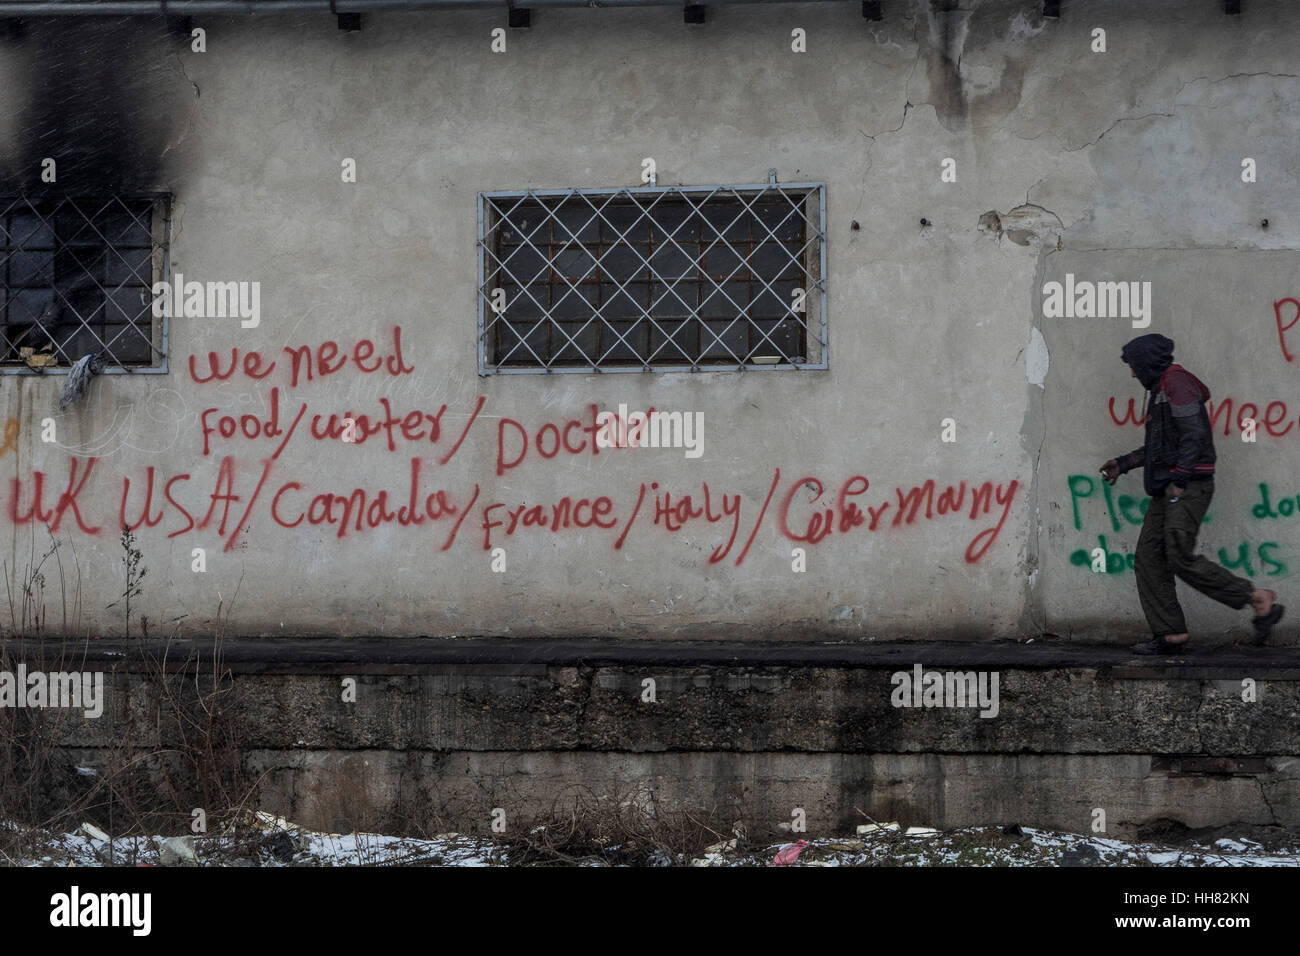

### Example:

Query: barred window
xmin=478 ymin=183 xmax=826 ymax=373
xmin=1 ymin=196 xmax=169 ymax=373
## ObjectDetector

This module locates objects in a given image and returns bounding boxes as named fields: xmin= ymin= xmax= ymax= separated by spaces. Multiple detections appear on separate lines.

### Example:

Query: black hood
xmin=1121 ymin=333 xmax=1175 ymax=390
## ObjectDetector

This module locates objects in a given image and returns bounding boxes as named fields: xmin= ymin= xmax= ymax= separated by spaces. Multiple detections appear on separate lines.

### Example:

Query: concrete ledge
xmin=16 ymin=637 xmax=1300 ymax=835
xmin=28 ymin=635 xmax=1300 ymax=677
xmin=33 ymin=662 xmax=1300 ymax=754
xmin=226 ymin=750 xmax=1297 ymax=841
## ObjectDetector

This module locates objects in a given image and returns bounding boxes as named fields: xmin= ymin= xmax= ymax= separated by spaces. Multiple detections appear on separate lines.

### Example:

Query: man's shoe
xmin=1133 ymin=636 xmax=1186 ymax=655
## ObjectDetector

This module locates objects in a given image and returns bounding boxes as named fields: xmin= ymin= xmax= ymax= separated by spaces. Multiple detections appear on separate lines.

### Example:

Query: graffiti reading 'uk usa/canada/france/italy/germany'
xmin=6 ymin=326 xmax=1022 ymax=567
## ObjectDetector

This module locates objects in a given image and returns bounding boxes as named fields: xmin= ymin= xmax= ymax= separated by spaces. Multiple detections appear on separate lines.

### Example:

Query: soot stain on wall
xmin=1 ymin=16 xmax=188 ymax=193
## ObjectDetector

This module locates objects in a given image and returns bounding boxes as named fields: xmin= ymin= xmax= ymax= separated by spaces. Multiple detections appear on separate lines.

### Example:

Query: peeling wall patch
xmin=1026 ymin=327 xmax=1049 ymax=388
xmin=1008 ymin=12 xmax=1048 ymax=42
xmin=979 ymin=204 xmax=1063 ymax=247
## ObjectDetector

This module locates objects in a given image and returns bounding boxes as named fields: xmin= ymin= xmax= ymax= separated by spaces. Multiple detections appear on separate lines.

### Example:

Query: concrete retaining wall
xmin=31 ymin=637 xmax=1300 ymax=839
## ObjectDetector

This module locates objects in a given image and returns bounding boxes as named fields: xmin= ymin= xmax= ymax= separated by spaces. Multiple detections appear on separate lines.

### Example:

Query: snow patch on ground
xmin=6 ymin=821 xmax=1300 ymax=867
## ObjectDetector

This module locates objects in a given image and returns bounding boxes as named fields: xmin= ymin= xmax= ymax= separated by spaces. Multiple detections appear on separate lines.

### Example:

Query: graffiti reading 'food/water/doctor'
xmin=1 ymin=327 xmax=1021 ymax=567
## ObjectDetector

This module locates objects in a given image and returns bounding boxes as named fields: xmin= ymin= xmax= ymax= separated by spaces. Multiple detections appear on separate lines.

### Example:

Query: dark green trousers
xmin=1135 ymin=479 xmax=1254 ymax=636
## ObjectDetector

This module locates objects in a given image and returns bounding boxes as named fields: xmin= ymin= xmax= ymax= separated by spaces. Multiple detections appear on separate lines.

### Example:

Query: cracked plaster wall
xmin=0 ymin=0 xmax=1296 ymax=640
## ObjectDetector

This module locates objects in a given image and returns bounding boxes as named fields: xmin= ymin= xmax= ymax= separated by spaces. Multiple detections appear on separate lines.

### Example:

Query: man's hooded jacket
xmin=1116 ymin=333 xmax=1217 ymax=496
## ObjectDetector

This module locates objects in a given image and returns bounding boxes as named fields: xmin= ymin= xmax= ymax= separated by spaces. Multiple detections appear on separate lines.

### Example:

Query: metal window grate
xmin=478 ymin=183 xmax=827 ymax=374
xmin=0 ymin=195 xmax=169 ymax=374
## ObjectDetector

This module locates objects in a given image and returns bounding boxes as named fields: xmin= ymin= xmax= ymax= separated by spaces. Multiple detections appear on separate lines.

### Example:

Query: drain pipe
xmin=0 ymin=0 xmax=850 ymax=14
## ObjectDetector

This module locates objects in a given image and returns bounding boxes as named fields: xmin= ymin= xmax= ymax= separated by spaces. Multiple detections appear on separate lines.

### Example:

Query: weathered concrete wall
xmin=39 ymin=637 xmax=1300 ymax=839
xmin=0 ymin=1 xmax=1297 ymax=640
xmin=237 ymin=750 xmax=1295 ymax=840
xmin=1037 ymin=250 xmax=1300 ymax=639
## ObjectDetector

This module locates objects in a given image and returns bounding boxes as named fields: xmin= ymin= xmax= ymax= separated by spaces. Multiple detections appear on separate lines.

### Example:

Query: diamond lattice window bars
xmin=1 ymin=195 xmax=169 ymax=374
xmin=478 ymin=183 xmax=827 ymax=374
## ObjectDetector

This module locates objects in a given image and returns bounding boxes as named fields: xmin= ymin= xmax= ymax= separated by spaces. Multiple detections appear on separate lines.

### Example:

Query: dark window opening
xmin=1 ymin=195 xmax=169 ymax=373
xmin=478 ymin=184 xmax=826 ymax=373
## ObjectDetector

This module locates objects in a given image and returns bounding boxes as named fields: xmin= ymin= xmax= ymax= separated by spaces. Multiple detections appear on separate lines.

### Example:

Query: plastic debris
xmin=768 ymin=839 xmax=809 ymax=866
xmin=80 ymin=822 xmax=110 ymax=843
xmin=856 ymin=821 xmax=901 ymax=834
xmin=159 ymin=836 xmax=199 ymax=867
xmin=60 ymin=353 xmax=103 ymax=411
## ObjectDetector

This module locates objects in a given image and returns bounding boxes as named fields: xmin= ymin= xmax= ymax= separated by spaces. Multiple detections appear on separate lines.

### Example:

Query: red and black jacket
xmin=1115 ymin=334 xmax=1216 ymax=497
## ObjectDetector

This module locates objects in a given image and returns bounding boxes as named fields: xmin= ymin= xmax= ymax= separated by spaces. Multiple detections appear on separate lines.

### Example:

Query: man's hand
xmin=1169 ymin=483 xmax=1185 ymax=499
xmin=1099 ymin=459 xmax=1120 ymax=485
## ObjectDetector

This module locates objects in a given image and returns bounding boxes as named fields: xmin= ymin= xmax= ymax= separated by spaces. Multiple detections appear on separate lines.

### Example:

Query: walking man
xmin=1099 ymin=333 xmax=1284 ymax=654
